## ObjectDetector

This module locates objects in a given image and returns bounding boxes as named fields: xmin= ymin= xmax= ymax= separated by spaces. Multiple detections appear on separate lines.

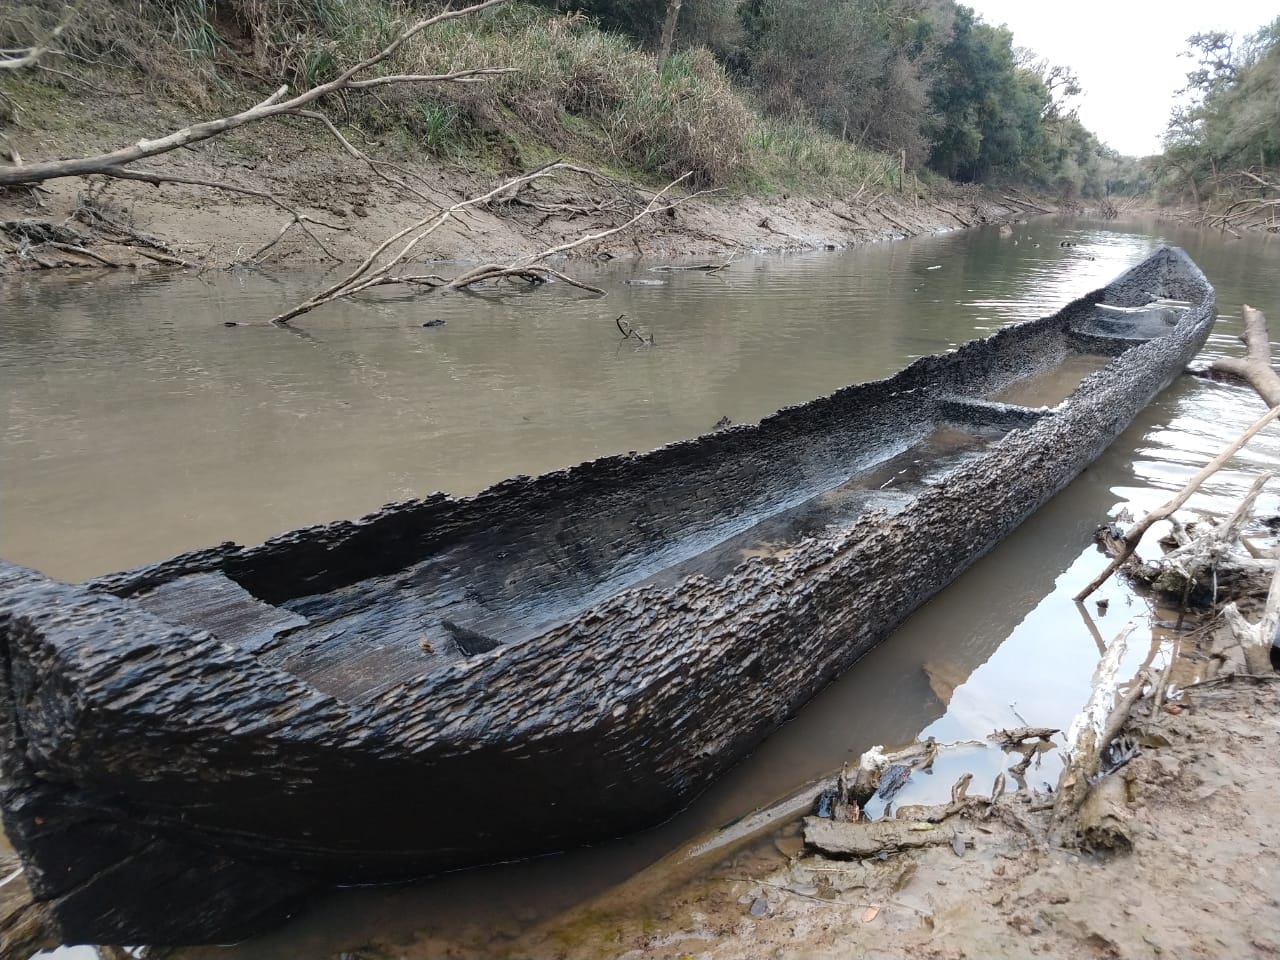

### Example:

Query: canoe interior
xmin=117 ymin=281 xmax=1190 ymax=705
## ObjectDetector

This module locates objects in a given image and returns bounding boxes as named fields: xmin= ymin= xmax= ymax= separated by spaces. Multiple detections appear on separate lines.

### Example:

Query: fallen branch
xmin=1219 ymin=544 xmax=1280 ymax=657
xmin=988 ymin=727 xmax=1058 ymax=748
xmin=1051 ymin=622 xmax=1145 ymax=843
xmin=270 ymin=160 xmax=570 ymax=323
xmin=875 ymin=207 xmax=915 ymax=236
xmin=271 ymin=168 xmax=697 ymax=324
xmin=1209 ymin=304 xmax=1280 ymax=406
xmin=447 ymin=173 xmax=693 ymax=291
xmin=1128 ymin=472 xmax=1275 ymax=604
xmin=43 ymin=241 xmax=119 ymax=267
xmin=615 ymin=314 xmax=653 ymax=345
xmin=1074 ymin=402 xmax=1280 ymax=601
xmin=0 ymin=18 xmax=68 ymax=73
xmin=803 ymin=816 xmax=960 ymax=859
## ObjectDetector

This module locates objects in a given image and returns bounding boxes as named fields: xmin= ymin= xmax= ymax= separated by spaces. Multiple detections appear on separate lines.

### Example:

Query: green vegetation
xmin=536 ymin=0 xmax=1121 ymax=195
xmin=1 ymin=0 xmax=1120 ymax=196
xmin=1159 ymin=17 xmax=1280 ymax=206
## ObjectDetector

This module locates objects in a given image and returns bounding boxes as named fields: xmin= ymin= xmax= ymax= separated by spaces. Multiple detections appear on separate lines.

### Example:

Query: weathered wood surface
xmin=0 ymin=247 xmax=1215 ymax=944
xmin=803 ymin=816 xmax=959 ymax=858
xmin=0 ymin=854 xmax=53 ymax=958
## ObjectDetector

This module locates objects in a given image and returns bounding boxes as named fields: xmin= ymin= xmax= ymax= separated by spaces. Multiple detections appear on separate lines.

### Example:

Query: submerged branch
xmin=271 ymin=169 xmax=696 ymax=325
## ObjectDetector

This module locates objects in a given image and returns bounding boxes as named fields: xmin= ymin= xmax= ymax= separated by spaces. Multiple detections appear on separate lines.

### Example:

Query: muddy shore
xmin=0 ymin=94 xmax=1049 ymax=274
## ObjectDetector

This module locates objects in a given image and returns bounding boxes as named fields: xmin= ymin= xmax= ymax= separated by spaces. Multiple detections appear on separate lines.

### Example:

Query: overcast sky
xmin=963 ymin=0 xmax=1277 ymax=157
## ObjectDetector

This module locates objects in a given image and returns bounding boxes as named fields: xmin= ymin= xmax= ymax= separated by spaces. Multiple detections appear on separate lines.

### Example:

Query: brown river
xmin=6 ymin=217 xmax=1278 ymax=959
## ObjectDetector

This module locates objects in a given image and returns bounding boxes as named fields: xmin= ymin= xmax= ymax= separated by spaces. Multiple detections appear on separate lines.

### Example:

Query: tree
xmin=926 ymin=7 xmax=1048 ymax=182
xmin=1159 ymin=16 xmax=1280 ymax=204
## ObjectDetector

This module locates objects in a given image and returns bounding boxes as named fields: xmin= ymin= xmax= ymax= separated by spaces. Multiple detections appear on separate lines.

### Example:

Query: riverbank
xmin=0 ymin=93 xmax=1042 ymax=274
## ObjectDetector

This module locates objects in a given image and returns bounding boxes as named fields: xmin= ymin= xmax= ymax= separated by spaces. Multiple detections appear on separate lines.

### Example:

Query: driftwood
xmin=1194 ymin=172 xmax=1280 ymax=234
xmin=988 ymin=726 xmax=1057 ymax=748
xmin=875 ymin=207 xmax=915 ymax=235
xmin=1074 ymin=403 xmax=1280 ymax=601
xmin=1001 ymin=190 xmax=1054 ymax=214
xmin=1050 ymin=622 xmax=1145 ymax=842
xmin=1128 ymin=471 xmax=1275 ymax=605
xmin=269 ymin=166 xmax=697 ymax=325
xmin=1209 ymin=305 xmax=1280 ymax=406
xmin=1075 ymin=771 xmax=1133 ymax=850
xmin=803 ymin=816 xmax=960 ymax=859
xmin=1220 ymin=542 xmax=1280 ymax=660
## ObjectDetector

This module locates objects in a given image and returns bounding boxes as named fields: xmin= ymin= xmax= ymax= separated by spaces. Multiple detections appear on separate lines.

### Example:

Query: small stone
xmin=749 ymin=898 xmax=769 ymax=917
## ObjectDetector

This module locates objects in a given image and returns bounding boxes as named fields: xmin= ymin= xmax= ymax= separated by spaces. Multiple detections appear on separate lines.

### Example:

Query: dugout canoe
xmin=0 ymin=246 xmax=1215 ymax=945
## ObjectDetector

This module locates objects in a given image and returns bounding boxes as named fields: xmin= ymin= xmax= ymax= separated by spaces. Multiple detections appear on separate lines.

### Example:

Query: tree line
xmin=1159 ymin=16 xmax=1280 ymax=205
xmin=533 ymin=0 xmax=1125 ymax=196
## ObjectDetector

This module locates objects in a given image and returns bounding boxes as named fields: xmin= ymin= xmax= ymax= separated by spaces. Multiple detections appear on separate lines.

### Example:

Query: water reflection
xmin=8 ymin=217 xmax=1279 ymax=959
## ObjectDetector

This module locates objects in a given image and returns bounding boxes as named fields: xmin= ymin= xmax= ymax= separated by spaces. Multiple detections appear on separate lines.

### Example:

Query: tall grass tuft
xmin=1 ymin=0 xmax=926 ymax=194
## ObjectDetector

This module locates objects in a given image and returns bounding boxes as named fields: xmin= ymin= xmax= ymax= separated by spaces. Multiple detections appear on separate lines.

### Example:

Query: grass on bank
xmin=1 ymin=0 xmax=923 ymax=196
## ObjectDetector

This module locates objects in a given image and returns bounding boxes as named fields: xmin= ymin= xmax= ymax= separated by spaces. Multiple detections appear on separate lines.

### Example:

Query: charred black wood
xmin=0 ymin=247 xmax=1215 ymax=944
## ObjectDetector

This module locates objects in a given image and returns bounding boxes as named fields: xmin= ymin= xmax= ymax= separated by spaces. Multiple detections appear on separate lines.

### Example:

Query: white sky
xmin=963 ymin=0 xmax=1278 ymax=156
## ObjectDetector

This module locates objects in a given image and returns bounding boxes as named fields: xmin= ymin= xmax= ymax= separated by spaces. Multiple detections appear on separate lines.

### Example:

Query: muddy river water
xmin=5 ymin=217 xmax=1279 ymax=959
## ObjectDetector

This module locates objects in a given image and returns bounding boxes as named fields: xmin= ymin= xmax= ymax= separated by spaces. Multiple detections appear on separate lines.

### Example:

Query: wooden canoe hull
xmin=0 ymin=247 xmax=1215 ymax=944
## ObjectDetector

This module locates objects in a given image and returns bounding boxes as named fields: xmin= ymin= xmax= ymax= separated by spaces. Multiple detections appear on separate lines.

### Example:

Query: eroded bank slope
xmin=0 ymin=92 xmax=1048 ymax=274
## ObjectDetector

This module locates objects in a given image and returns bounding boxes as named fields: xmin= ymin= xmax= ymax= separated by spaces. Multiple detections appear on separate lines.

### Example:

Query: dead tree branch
xmin=270 ymin=167 xmax=697 ymax=325
xmin=1051 ymin=623 xmax=1143 ymax=842
xmin=270 ymin=160 xmax=573 ymax=324
xmin=0 ymin=19 xmax=69 ymax=72
xmin=0 ymin=0 xmax=512 ymax=187
xmin=1074 ymin=402 xmax=1280 ymax=601
xmin=1209 ymin=304 xmax=1280 ymax=406
xmin=615 ymin=314 xmax=654 ymax=345
xmin=446 ymin=173 xmax=694 ymax=291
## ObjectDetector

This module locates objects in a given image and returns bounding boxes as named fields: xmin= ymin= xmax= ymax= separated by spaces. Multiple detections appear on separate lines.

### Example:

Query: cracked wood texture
xmin=0 ymin=247 xmax=1215 ymax=945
